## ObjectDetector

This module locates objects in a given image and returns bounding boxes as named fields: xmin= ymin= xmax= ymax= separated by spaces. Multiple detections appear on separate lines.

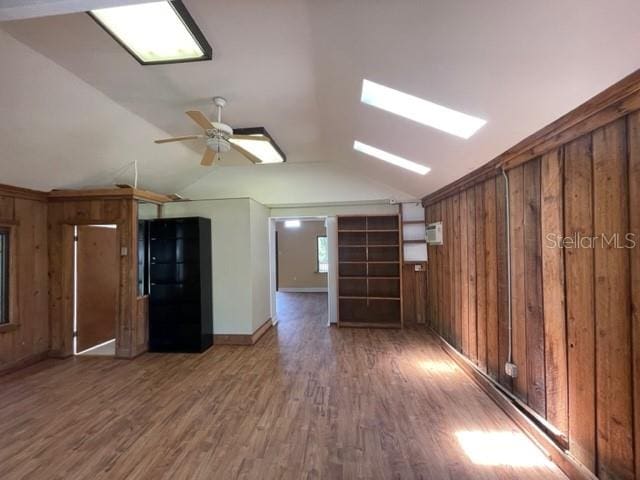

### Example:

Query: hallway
xmin=0 ymin=293 xmax=564 ymax=479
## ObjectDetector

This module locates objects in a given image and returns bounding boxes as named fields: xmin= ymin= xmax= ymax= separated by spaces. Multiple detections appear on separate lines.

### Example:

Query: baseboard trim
xmin=0 ymin=351 xmax=49 ymax=377
xmin=434 ymin=332 xmax=596 ymax=480
xmin=214 ymin=318 xmax=273 ymax=346
xmin=251 ymin=318 xmax=272 ymax=345
xmin=278 ymin=287 xmax=328 ymax=293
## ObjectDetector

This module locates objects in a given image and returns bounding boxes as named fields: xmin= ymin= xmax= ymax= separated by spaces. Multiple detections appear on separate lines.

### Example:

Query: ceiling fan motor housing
xmin=206 ymin=136 xmax=231 ymax=153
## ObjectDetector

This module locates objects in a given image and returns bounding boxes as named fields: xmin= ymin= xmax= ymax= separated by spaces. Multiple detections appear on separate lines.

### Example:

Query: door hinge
xmin=73 ymin=235 xmax=79 ymax=242
xmin=73 ymin=331 xmax=78 ymax=338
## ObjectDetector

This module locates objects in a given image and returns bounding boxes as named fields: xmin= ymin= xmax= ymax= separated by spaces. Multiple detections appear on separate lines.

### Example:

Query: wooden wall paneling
xmin=0 ymin=197 xmax=49 ymax=374
xmin=436 ymin=202 xmax=444 ymax=335
xmin=474 ymin=183 xmax=487 ymax=372
xmin=484 ymin=178 xmax=499 ymax=380
xmin=540 ymin=148 xmax=569 ymax=436
xmin=508 ymin=165 xmax=528 ymax=402
xmin=523 ymin=159 xmax=546 ymax=416
xmin=629 ymin=111 xmax=640 ymax=480
xmin=466 ymin=187 xmax=478 ymax=364
xmin=564 ymin=134 xmax=597 ymax=473
xmin=444 ymin=197 xmax=453 ymax=341
xmin=592 ymin=119 xmax=634 ymax=479
xmin=402 ymin=264 xmax=417 ymax=326
xmin=460 ymin=191 xmax=469 ymax=355
xmin=495 ymin=174 xmax=512 ymax=391
xmin=0 ymin=196 xmax=14 ymax=219
xmin=453 ymin=194 xmax=461 ymax=348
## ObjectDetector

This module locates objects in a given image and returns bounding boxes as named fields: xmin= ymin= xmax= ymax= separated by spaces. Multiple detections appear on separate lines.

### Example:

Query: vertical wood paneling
xmin=495 ymin=175 xmax=512 ymax=391
xmin=629 ymin=111 xmax=640 ymax=480
xmin=592 ymin=119 xmax=634 ymax=479
xmin=523 ymin=159 xmax=546 ymax=416
xmin=0 ymin=196 xmax=49 ymax=374
xmin=541 ymin=148 xmax=569 ymax=436
xmin=446 ymin=197 xmax=454 ymax=343
xmin=460 ymin=191 xmax=469 ymax=355
xmin=564 ymin=134 xmax=596 ymax=473
xmin=436 ymin=202 xmax=444 ymax=334
xmin=453 ymin=194 xmax=462 ymax=348
xmin=475 ymin=183 xmax=487 ymax=372
xmin=423 ymin=107 xmax=640 ymax=478
xmin=509 ymin=165 xmax=528 ymax=401
xmin=467 ymin=188 xmax=478 ymax=364
xmin=484 ymin=178 xmax=499 ymax=380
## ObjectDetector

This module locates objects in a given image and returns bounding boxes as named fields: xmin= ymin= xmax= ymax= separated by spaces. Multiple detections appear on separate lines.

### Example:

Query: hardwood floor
xmin=0 ymin=292 xmax=565 ymax=479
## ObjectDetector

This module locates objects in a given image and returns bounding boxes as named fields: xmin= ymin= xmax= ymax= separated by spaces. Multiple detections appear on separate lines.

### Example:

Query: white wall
xmin=160 ymin=199 xmax=254 ymax=335
xmin=249 ymin=199 xmax=272 ymax=331
xmin=270 ymin=203 xmax=399 ymax=218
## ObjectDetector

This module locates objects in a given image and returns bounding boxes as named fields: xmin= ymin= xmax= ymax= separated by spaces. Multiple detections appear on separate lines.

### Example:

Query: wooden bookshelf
xmin=337 ymin=215 xmax=403 ymax=328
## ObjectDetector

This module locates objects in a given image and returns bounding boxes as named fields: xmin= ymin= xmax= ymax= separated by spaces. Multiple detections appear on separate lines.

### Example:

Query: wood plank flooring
xmin=0 ymin=293 xmax=565 ymax=479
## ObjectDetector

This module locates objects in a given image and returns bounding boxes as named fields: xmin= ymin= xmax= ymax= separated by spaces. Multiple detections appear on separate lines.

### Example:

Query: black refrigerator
xmin=147 ymin=217 xmax=213 ymax=352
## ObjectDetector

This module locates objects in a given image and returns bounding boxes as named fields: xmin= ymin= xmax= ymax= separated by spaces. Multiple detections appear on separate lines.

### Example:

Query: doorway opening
xmin=269 ymin=216 xmax=335 ymax=327
xmin=73 ymin=224 xmax=119 ymax=356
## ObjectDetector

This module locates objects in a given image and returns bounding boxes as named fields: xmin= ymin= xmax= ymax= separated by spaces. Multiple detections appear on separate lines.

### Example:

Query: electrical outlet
xmin=505 ymin=362 xmax=518 ymax=378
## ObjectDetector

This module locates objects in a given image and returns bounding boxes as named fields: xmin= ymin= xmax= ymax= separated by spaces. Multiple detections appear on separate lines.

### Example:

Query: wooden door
xmin=76 ymin=225 xmax=118 ymax=352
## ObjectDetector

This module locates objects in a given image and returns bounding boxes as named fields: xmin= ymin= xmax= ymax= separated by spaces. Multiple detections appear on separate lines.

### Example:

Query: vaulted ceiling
xmin=1 ymin=0 xmax=640 ymax=203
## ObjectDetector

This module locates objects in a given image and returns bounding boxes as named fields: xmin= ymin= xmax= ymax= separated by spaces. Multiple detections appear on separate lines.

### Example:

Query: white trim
xmin=278 ymin=287 xmax=328 ymax=293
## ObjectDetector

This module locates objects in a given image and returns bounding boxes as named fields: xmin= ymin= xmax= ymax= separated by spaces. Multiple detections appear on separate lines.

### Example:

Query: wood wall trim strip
xmin=0 ymin=351 xmax=50 ymax=377
xmin=435 ymin=332 xmax=598 ymax=480
xmin=0 ymin=183 xmax=47 ymax=201
xmin=508 ymin=165 xmax=528 ymax=402
xmin=422 ymin=69 xmax=640 ymax=206
xmin=251 ymin=318 xmax=273 ymax=345
xmin=540 ymin=148 xmax=569 ymax=438
xmin=484 ymin=178 xmax=499 ymax=380
xmin=592 ymin=118 xmax=635 ymax=479
xmin=474 ymin=183 xmax=487 ymax=371
xmin=629 ymin=111 xmax=640 ymax=480
xmin=48 ymin=187 xmax=171 ymax=204
xmin=213 ymin=319 xmax=273 ymax=346
xmin=564 ymin=134 xmax=597 ymax=473
xmin=523 ymin=159 xmax=546 ymax=416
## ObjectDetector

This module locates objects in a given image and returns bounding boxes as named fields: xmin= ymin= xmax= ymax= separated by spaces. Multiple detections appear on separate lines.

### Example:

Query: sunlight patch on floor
xmin=418 ymin=359 xmax=460 ymax=374
xmin=455 ymin=430 xmax=551 ymax=467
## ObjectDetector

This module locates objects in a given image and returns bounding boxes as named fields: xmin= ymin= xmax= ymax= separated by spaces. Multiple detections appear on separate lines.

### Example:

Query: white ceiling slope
xmin=2 ymin=0 xmax=640 ymax=201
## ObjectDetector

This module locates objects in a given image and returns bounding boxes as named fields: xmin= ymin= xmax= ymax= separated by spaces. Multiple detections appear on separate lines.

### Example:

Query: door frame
xmin=72 ymin=223 xmax=119 ymax=355
xmin=61 ymin=222 xmax=124 ymax=356
xmin=268 ymin=216 xmax=335 ymax=326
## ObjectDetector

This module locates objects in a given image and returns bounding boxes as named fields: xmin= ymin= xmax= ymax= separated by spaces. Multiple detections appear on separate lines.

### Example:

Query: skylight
xmin=89 ymin=1 xmax=212 ymax=65
xmin=284 ymin=220 xmax=301 ymax=228
xmin=361 ymin=79 xmax=486 ymax=139
xmin=229 ymin=127 xmax=286 ymax=164
xmin=353 ymin=141 xmax=430 ymax=175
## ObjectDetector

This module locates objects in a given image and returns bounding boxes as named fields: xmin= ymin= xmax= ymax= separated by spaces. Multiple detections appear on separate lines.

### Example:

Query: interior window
xmin=317 ymin=235 xmax=328 ymax=273
xmin=0 ymin=229 xmax=8 ymax=324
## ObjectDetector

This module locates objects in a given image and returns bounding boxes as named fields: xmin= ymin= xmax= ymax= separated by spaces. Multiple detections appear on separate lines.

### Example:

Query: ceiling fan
xmin=154 ymin=97 xmax=285 ymax=166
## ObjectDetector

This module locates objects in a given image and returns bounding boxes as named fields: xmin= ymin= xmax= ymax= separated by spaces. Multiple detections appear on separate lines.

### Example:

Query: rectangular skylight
xmin=229 ymin=127 xmax=286 ymax=164
xmin=89 ymin=1 xmax=212 ymax=65
xmin=361 ymin=79 xmax=486 ymax=139
xmin=353 ymin=141 xmax=430 ymax=175
xmin=229 ymin=136 xmax=284 ymax=164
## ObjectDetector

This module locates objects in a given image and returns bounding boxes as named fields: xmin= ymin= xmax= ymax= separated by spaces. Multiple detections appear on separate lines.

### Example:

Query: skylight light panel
xmin=229 ymin=136 xmax=284 ymax=164
xmin=284 ymin=220 xmax=301 ymax=228
xmin=353 ymin=141 xmax=430 ymax=175
xmin=361 ymin=79 xmax=486 ymax=139
xmin=90 ymin=1 xmax=212 ymax=65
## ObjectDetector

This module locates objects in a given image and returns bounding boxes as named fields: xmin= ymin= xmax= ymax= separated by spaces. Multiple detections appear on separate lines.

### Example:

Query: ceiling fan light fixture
xmin=206 ymin=137 xmax=231 ymax=153
xmin=229 ymin=127 xmax=286 ymax=164
xmin=89 ymin=1 xmax=212 ymax=65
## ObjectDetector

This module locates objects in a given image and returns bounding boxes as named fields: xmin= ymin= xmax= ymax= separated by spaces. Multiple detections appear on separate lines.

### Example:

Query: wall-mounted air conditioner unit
xmin=426 ymin=221 xmax=443 ymax=245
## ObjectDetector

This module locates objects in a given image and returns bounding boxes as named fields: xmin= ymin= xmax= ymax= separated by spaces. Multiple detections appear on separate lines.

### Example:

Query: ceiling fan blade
xmin=186 ymin=110 xmax=214 ymax=130
xmin=200 ymin=148 xmax=216 ymax=166
xmin=230 ymin=134 xmax=269 ymax=141
xmin=154 ymin=135 xmax=202 ymax=144
xmin=230 ymin=142 xmax=260 ymax=164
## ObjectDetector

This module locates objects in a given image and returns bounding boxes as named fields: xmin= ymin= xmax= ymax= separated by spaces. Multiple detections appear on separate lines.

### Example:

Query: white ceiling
xmin=1 ymin=0 xmax=640 ymax=202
